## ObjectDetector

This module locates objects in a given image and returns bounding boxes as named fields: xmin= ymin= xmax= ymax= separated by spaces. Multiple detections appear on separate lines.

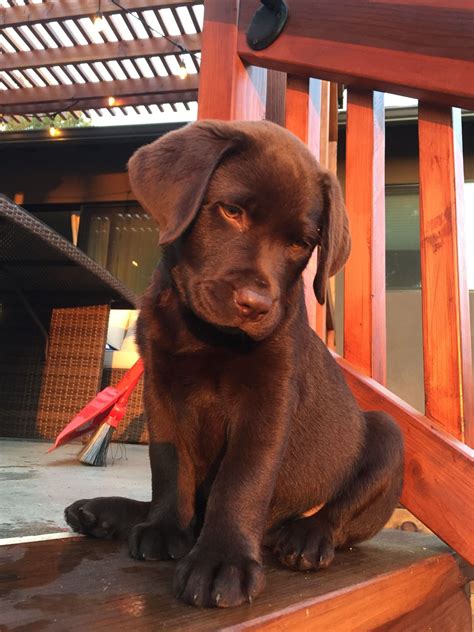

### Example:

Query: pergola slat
xmin=0 ymin=90 xmax=198 ymax=115
xmin=0 ymin=73 xmax=198 ymax=107
xmin=0 ymin=33 xmax=200 ymax=75
xmin=0 ymin=1 xmax=201 ymax=28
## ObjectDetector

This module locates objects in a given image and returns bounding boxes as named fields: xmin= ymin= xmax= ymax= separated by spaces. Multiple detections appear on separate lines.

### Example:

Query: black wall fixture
xmin=246 ymin=0 xmax=289 ymax=51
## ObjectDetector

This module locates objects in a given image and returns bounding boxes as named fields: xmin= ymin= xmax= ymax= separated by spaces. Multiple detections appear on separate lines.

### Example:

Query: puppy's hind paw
xmin=273 ymin=515 xmax=336 ymax=571
xmin=128 ymin=522 xmax=195 ymax=561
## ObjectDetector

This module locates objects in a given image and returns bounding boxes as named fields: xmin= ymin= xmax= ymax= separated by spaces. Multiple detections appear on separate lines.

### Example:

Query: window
xmin=386 ymin=182 xmax=474 ymax=291
xmin=386 ymin=185 xmax=421 ymax=290
xmin=78 ymin=203 xmax=161 ymax=295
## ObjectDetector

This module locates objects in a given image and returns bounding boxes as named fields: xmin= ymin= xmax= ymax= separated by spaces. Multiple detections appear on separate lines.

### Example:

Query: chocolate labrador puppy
xmin=65 ymin=120 xmax=403 ymax=608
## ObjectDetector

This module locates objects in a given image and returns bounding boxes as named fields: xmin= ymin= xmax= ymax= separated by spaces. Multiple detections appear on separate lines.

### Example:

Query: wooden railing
xmin=197 ymin=0 xmax=474 ymax=564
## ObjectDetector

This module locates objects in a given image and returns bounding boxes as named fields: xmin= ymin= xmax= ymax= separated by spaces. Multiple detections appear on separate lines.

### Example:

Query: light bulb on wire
xmin=93 ymin=11 xmax=104 ymax=31
xmin=178 ymin=59 xmax=188 ymax=80
xmin=107 ymin=96 xmax=116 ymax=107
xmin=49 ymin=124 xmax=60 ymax=138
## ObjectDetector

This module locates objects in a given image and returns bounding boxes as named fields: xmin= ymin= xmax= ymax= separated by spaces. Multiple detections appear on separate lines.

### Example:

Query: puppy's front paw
xmin=65 ymin=497 xmax=149 ymax=540
xmin=128 ymin=522 xmax=194 ymax=561
xmin=173 ymin=545 xmax=265 ymax=608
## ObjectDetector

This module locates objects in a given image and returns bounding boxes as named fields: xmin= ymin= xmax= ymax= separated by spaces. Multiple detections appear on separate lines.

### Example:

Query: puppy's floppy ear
xmin=313 ymin=170 xmax=351 ymax=305
xmin=128 ymin=121 xmax=241 ymax=245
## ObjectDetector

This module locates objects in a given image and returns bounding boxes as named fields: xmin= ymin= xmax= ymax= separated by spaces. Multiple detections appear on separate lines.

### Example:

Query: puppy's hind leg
xmin=273 ymin=412 xmax=404 ymax=571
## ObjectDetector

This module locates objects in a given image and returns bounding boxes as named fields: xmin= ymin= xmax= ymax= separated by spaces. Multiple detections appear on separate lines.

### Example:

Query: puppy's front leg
xmin=174 ymin=394 xmax=292 ymax=608
xmin=129 ymin=388 xmax=196 ymax=561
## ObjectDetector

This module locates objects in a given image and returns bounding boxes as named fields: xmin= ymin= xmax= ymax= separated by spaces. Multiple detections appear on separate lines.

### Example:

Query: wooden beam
xmin=0 ymin=0 xmax=199 ymax=27
xmin=344 ymin=89 xmax=386 ymax=383
xmin=418 ymin=104 xmax=473 ymax=444
xmin=236 ymin=0 xmax=474 ymax=110
xmin=0 ymin=90 xmax=198 ymax=115
xmin=0 ymin=74 xmax=198 ymax=107
xmin=335 ymin=352 xmax=474 ymax=564
xmin=198 ymin=0 xmax=266 ymax=121
xmin=0 ymin=33 xmax=201 ymax=72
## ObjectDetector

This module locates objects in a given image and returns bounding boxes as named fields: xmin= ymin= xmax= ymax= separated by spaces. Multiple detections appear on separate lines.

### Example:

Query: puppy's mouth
xmin=186 ymin=281 xmax=280 ymax=341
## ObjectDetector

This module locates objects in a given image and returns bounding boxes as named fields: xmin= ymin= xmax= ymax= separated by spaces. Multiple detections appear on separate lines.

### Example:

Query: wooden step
xmin=0 ymin=530 xmax=471 ymax=631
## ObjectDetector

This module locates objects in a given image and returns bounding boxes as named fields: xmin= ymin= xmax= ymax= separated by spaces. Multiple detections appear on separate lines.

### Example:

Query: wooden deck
xmin=0 ymin=530 xmax=471 ymax=631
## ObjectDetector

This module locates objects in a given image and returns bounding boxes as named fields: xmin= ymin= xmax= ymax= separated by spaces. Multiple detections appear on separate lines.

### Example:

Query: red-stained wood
xmin=314 ymin=81 xmax=332 ymax=340
xmin=237 ymin=0 xmax=474 ymax=110
xmin=235 ymin=555 xmax=469 ymax=631
xmin=418 ymin=104 xmax=473 ymax=445
xmin=198 ymin=0 xmax=266 ymax=121
xmin=344 ymin=89 xmax=386 ymax=383
xmin=1 ymin=532 xmax=470 ymax=631
xmin=265 ymin=70 xmax=286 ymax=127
xmin=334 ymin=352 xmax=474 ymax=564
xmin=283 ymin=75 xmax=324 ymax=337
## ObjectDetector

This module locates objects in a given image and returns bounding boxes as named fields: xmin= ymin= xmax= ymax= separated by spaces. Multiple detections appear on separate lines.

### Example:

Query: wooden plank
xmin=236 ymin=556 xmax=468 ymax=631
xmin=335 ymin=352 xmax=474 ymax=564
xmin=0 ymin=0 xmax=199 ymax=27
xmin=197 ymin=0 xmax=266 ymax=121
xmin=0 ymin=90 xmax=198 ymax=115
xmin=0 ymin=74 xmax=199 ymax=107
xmin=0 ymin=33 xmax=201 ymax=72
xmin=326 ymin=83 xmax=339 ymax=349
xmin=344 ymin=89 xmax=386 ymax=383
xmin=314 ymin=80 xmax=331 ymax=341
xmin=1 ymin=531 xmax=468 ymax=631
xmin=236 ymin=0 xmax=474 ymax=110
xmin=283 ymin=75 xmax=323 ymax=336
xmin=265 ymin=70 xmax=286 ymax=126
xmin=418 ymin=104 xmax=473 ymax=444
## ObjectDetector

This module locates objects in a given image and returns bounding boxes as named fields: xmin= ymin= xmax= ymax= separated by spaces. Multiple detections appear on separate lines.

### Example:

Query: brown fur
xmin=65 ymin=120 xmax=403 ymax=609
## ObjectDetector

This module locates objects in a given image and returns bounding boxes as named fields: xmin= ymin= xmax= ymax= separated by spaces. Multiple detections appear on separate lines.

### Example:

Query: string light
xmin=93 ymin=0 xmax=104 ymax=32
xmin=93 ymin=12 xmax=104 ymax=31
xmin=49 ymin=124 xmax=60 ymax=137
xmin=178 ymin=59 xmax=188 ymax=80
xmin=107 ymin=96 xmax=116 ymax=107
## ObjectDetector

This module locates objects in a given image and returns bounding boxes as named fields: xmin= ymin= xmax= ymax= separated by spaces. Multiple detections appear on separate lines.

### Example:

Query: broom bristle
xmin=78 ymin=423 xmax=115 ymax=466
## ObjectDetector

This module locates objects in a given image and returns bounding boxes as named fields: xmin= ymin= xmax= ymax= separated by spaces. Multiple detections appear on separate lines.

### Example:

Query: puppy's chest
xmin=158 ymin=352 xmax=227 ymax=412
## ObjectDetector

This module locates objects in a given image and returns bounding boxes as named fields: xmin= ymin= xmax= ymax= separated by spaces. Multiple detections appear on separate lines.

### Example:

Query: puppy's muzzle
xmin=234 ymin=288 xmax=273 ymax=321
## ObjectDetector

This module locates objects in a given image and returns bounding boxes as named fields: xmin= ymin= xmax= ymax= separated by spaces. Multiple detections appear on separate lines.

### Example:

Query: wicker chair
xmin=0 ymin=194 xmax=137 ymax=440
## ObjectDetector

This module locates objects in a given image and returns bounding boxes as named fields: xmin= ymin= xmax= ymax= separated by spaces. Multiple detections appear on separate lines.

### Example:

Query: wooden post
xmin=344 ymin=89 xmax=386 ymax=383
xmin=418 ymin=104 xmax=473 ymax=444
xmin=284 ymin=75 xmax=324 ymax=336
xmin=198 ymin=0 xmax=266 ymax=121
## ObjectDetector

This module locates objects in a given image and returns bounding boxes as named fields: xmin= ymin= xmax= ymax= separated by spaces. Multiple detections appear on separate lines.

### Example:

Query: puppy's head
xmin=129 ymin=120 xmax=350 ymax=340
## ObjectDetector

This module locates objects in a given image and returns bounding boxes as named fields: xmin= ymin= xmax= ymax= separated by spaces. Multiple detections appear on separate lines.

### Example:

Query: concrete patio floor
xmin=0 ymin=439 xmax=150 ymax=540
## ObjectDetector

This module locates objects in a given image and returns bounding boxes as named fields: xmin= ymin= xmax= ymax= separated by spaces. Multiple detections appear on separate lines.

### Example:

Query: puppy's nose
xmin=234 ymin=288 xmax=272 ymax=319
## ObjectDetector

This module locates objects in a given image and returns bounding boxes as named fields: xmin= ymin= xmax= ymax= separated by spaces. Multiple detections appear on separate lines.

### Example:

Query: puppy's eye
xmin=218 ymin=204 xmax=248 ymax=230
xmin=288 ymin=239 xmax=312 ymax=254
xmin=220 ymin=204 xmax=244 ymax=220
